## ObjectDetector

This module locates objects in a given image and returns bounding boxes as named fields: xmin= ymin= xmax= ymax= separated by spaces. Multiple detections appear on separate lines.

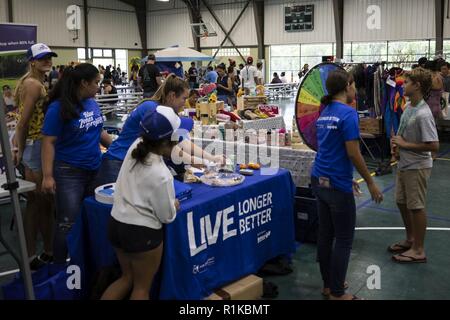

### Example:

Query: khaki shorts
xmin=395 ymin=168 xmax=431 ymax=210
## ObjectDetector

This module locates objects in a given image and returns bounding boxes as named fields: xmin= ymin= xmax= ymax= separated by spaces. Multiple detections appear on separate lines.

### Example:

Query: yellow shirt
xmin=18 ymin=84 xmax=47 ymax=141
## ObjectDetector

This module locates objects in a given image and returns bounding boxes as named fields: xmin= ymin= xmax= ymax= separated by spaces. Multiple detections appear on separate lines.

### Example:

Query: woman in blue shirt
xmin=311 ymin=69 xmax=383 ymax=300
xmin=94 ymin=74 xmax=224 ymax=188
xmin=41 ymin=63 xmax=112 ymax=264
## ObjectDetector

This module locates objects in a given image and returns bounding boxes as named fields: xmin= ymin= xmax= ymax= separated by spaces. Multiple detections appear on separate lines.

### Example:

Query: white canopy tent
xmin=153 ymin=46 xmax=215 ymax=62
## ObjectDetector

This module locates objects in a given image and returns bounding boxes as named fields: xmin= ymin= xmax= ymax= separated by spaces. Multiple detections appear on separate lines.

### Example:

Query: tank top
xmin=18 ymin=81 xmax=47 ymax=141
xmin=217 ymin=75 xmax=231 ymax=96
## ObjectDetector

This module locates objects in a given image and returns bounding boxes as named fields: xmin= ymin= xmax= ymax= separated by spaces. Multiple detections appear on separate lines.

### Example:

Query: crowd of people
xmin=9 ymin=44 xmax=223 ymax=301
xmin=3 ymin=42 xmax=448 ymax=301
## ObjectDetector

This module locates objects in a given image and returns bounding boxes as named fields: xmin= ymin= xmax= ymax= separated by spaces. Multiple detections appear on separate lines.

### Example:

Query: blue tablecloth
xmin=67 ymin=169 xmax=296 ymax=300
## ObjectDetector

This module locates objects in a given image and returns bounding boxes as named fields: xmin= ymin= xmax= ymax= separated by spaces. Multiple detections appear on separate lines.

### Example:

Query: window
xmin=388 ymin=41 xmax=430 ymax=64
xmin=93 ymin=49 xmax=103 ymax=57
xmin=211 ymin=48 xmax=250 ymax=57
xmin=270 ymin=43 xmax=334 ymax=83
xmin=270 ymin=45 xmax=301 ymax=83
xmin=115 ymin=49 xmax=128 ymax=75
xmin=300 ymin=44 xmax=332 ymax=57
xmin=103 ymin=49 xmax=113 ymax=57
xmin=270 ymin=45 xmax=300 ymax=57
xmin=444 ymin=40 xmax=450 ymax=59
xmin=77 ymin=48 xmax=91 ymax=61
xmin=342 ymin=40 xmax=435 ymax=67
xmin=342 ymin=42 xmax=387 ymax=63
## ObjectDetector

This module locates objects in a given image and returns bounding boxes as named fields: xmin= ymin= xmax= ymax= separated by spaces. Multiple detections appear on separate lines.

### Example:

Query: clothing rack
xmin=337 ymin=61 xmax=387 ymax=66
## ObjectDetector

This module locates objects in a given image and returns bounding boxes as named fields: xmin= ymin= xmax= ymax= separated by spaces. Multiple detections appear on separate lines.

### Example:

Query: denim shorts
xmin=22 ymin=139 xmax=42 ymax=171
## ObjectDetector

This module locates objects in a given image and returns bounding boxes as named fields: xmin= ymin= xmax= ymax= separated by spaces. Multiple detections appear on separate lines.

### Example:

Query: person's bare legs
xmin=129 ymin=243 xmax=163 ymax=300
xmin=398 ymin=203 xmax=415 ymax=244
xmin=395 ymin=209 xmax=427 ymax=261
xmin=101 ymin=248 xmax=133 ymax=300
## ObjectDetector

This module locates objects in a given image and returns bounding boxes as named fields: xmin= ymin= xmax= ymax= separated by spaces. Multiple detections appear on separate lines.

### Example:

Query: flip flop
xmin=329 ymin=294 xmax=364 ymax=300
xmin=322 ymin=282 xmax=350 ymax=297
xmin=392 ymin=253 xmax=427 ymax=264
xmin=387 ymin=242 xmax=412 ymax=254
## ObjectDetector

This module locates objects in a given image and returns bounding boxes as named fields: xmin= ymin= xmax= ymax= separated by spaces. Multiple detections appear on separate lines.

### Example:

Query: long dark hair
xmin=47 ymin=63 xmax=99 ymax=121
xmin=131 ymin=135 xmax=177 ymax=164
xmin=320 ymin=69 xmax=354 ymax=106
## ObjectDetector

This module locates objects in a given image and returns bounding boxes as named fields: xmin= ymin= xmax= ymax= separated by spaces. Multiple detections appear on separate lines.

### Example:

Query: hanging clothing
xmin=426 ymin=89 xmax=444 ymax=121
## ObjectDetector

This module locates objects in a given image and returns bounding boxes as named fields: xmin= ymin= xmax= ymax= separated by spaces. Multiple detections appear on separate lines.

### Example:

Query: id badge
xmin=319 ymin=177 xmax=331 ymax=188
xmin=25 ymin=139 xmax=34 ymax=146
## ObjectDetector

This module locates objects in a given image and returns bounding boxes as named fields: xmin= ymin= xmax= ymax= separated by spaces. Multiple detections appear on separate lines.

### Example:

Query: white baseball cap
xmin=27 ymin=43 xmax=58 ymax=61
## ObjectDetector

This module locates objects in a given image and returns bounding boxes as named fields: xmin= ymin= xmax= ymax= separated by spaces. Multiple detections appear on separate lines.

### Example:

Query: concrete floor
xmin=1 ymin=96 xmax=449 ymax=300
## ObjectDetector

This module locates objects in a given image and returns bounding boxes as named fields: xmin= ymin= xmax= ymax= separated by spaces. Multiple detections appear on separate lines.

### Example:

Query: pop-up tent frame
xmin=0 ymin=97 xmax=35 ymax=300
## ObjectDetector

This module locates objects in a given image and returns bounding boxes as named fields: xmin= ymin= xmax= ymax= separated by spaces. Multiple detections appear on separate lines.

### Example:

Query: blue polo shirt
xmin=42 ymin=99 xmax=104 ymax=170
xmin=104 ymin=100 xmax=158 ymax=161
xmin=312 ymin=101 xmax=360 ymax=193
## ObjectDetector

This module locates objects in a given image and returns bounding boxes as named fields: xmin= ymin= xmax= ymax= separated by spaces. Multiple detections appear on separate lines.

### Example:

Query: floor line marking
xmin=0 ymin=268 xmax=19 ymax=278
xmin=356 ymin=184 xmax=395 ymax=210
xmin=356 ymin=227 xmax=450 ymax=231
xmin=365 ymin=205 xmax=450 ymax=223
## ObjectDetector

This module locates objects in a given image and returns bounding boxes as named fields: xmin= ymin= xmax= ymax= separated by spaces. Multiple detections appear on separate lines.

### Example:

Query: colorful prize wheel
xmin=295 ymin=62 xmax=345 ymax=151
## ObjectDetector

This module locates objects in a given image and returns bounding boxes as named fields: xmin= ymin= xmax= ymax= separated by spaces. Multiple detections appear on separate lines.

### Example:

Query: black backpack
xmin=143 ymin=65 xmax=153 ymax=87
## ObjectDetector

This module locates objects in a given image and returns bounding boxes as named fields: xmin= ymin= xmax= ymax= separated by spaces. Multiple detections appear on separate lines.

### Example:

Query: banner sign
xmin=0 ymin=23 xmax=37 ymax=53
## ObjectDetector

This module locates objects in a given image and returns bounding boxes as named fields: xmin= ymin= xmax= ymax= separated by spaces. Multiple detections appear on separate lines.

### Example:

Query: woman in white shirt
xmin=101 ymin=105 xmax=194 ymax=300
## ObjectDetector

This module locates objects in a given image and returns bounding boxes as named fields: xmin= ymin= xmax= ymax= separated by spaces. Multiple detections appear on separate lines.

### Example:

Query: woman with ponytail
xmin=311 ymin=69 xmax=383 ymax=300
xmin=41 ymin=63 xmax=112 ymax=264
xmin=13 ymin=43 xmax=58 ymax=270
xmin=101 ymin=106 xmax=193 ymax=300
xmin=94 ymin=74 xmax=224 ymax=188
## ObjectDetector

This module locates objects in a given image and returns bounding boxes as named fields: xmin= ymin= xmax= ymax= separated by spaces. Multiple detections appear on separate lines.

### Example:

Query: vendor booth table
xmin=67 ymin=169 xmax=296 ymax=300
xmin=192 ymin=138 xmax=316 ymax=187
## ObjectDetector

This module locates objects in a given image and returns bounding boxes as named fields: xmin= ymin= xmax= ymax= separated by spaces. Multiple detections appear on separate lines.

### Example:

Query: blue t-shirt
xmin=104 ymin=100 xmax=158 ymax=161
xmin=205 ymin=71 xmax=218 ymax=84
xmin=312 ymin=101 xmax=360 ymax=193
xmin=42 ymin=99 xmax=104 ymax=171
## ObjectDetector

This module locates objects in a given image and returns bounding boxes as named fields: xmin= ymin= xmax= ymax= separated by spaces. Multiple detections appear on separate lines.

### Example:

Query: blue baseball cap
xmin=27 ymin=43 xmax=58 ymax=61
xmin=139 ymin=106 xmax=194 ymax=142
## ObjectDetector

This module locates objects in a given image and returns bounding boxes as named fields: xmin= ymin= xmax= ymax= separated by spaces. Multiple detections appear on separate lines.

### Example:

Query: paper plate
xmin=200 ymin=173 xmax=245 ymax=187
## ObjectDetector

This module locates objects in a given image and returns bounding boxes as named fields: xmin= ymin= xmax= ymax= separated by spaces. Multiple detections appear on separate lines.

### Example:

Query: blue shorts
xmin=22 ymin=139 xmax=42 ymax=171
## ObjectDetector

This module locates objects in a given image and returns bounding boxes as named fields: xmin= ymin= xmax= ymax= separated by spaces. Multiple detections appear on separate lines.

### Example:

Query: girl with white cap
xmin=13 ymin=43 xmax=58 ymax=270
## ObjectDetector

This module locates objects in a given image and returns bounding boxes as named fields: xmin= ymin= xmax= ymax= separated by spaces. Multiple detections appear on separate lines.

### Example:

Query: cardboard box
xmin=243 ymin=96 xmax=268 ymax=109
xmin=359 ymin=117 xmax=383 ymax=135
xmin=204 ymin=275 xmax=263 ymax=300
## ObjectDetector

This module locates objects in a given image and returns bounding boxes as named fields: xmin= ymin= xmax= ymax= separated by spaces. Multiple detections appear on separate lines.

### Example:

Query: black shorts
xmin=108 ymin=217 xmax=163 ymax=253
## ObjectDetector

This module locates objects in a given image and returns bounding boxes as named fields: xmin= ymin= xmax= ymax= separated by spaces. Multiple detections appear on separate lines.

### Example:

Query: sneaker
xmin=38 ymin=252 xmax=54 ymax=264
xmin=29 ymin=256 xmax=45 ymax=271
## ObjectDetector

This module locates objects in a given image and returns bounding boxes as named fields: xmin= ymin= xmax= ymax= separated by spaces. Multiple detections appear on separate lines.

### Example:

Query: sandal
xmin=387 ymin=241 xmax=412 ymax=254
xmin=322 ymin=282 xmax=349 ymax=298
xmin=392 ymin=253 xmax=427 ymax=264
xmin=329 ymin=293 xmax=364 ymax=300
